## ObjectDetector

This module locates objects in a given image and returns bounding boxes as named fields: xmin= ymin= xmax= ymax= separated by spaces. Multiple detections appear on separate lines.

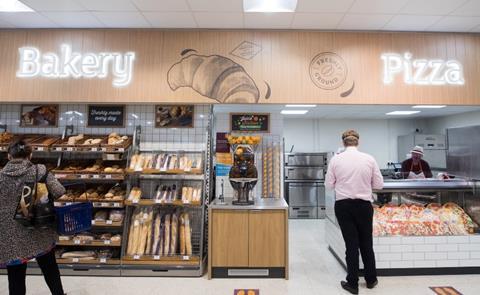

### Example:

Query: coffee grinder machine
xmin=229 ymin=145 xmax=258 ymax=205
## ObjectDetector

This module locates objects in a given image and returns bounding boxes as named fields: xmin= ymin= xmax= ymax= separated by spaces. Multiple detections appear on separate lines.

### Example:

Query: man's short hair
xmin=342 ymin=130 xmax=359 ymax=146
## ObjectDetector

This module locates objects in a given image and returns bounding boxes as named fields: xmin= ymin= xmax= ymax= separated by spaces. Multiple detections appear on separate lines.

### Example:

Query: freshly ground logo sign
xmin=309 ymin=52 xmax=355 ymax=97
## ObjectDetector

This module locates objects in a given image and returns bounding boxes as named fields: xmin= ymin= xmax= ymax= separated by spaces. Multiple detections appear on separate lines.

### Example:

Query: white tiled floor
xmin=1 ymin=220 xmax=480 ymax=295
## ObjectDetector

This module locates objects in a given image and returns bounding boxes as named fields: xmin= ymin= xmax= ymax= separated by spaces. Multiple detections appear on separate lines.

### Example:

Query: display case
xmin=121 ymin=148 xmax=210 ymax=276
xmin=326 ymin=179 xmax=480 ymax=275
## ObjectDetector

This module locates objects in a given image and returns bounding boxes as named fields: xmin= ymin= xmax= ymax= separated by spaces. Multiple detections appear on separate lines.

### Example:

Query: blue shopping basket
xmin=55 ymin=202 xmax=93 ymax=235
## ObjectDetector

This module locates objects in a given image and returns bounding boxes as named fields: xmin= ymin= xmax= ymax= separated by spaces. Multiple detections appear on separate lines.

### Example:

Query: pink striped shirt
xmin=325 ymin=147 xmax=384 ymax=202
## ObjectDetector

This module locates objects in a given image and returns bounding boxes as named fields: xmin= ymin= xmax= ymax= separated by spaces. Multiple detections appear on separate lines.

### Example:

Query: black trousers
xmin=7 ymin=249 xmax=64 ymax=295
xmin=335 ymin=199 xmax=377 ymax=288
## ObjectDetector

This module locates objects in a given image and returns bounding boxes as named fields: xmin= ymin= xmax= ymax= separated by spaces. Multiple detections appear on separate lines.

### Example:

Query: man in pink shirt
xmin=326 ymin=130 xmax=384 ymax=294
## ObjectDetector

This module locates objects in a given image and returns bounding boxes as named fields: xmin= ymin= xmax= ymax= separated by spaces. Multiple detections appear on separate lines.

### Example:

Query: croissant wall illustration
xmin=167 ymin=52 xmax=261 ymax=104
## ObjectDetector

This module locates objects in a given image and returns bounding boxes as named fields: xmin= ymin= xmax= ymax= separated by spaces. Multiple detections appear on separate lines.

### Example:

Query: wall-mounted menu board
xmin=87 ymin=105 xmax=125 ymax=127
xmin=230 ymin=113 xmax=269 ymax=133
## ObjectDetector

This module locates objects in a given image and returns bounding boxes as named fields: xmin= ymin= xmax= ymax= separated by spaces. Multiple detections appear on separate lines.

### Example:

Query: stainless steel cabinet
xmin=285 ymin=167 xmax=325 ymax=180
xmin=285 ymin=153 xmax=327 ymax=167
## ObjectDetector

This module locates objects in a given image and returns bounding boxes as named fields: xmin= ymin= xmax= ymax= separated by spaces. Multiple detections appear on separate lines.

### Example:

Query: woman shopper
xmin=0 ymin=139 xmax=66 ymax=295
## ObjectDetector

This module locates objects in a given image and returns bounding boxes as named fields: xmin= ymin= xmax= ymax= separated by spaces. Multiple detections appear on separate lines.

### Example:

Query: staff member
xmin=326 ymin=130 xmax=384 ymax=295
xmin=401 ymin=146 xmax=433 ymax=179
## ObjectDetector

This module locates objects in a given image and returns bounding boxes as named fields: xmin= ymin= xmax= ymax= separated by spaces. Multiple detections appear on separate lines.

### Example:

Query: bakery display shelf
xmin=55 ymin=200 xmax=124 ymax=208
xmin=51 ymin=135 xmax=107 ymax=152
xmin=135 ymin=174 xmax=204 ymax=181
xmin=57 ymin=240 xmax=121 ymax=247
xmin=100 ymin=137 xmax=133 ymax=153
xmin=122 ymin=255 xmax=200 ymax=266
xmin=56 ymin=258 xmax=121 ymax=265
xmin=91 ymin=220 xmax=123 ymax=227
xmin=124 ymin=199 xmax=202 ymax=207
xmin=0 ymin=134 xmax=58 ymax=152
xmin=54 ymin=173 xmax=125 ymax=181
xmin=126 ymin=168 xmax=203 ymax=175
xmin=30 ymin=135 xmax=62 ymax=151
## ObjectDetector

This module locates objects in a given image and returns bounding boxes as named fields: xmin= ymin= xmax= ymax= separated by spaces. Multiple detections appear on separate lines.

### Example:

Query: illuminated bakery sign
xmin=16 ymin=44 xmax=135 ymax=87
xmin=381 ymin=52 xmax=464 ymax=86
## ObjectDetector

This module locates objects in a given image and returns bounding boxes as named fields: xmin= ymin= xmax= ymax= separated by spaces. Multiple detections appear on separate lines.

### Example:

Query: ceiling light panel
xmin=281 ymin=110 xmax=309 ymax=115
xmin=285 ymin=105 xmax=316 ymax=108
xmin=0 ymin=0 xmax=34 ymax=12
xmin=244 ymin=0 xmax=297 ymax=12
xmin=412 ymin=105 xmax=447 ymax=109
xmin=386 ymin=111 xmax=421 ymax=115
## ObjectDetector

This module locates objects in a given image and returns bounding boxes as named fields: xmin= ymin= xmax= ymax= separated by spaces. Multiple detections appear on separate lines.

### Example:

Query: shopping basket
xmin=55 ymin=202 xmax=93 ymax=235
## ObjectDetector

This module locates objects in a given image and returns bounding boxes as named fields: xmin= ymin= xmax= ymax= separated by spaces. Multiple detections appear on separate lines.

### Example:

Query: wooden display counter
xmin=208 ymin=198 xmax=289 ymax=279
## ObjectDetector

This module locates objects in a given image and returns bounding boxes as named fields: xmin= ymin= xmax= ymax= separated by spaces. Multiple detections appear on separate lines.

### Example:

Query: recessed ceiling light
xmin=243 ymin=0 xmax=297 ymax=12
xmin=0 ymin=0 xmax=34 ymax=12
xmin=386 ymin=111 xmax=421 ymax=116
xmin=285 ymin=104 xmax=316 ymax=108
xmin=412 ymin=105 xmax=446 ymax=109
xmin=281 ymin=110 xmax=308 ymax=115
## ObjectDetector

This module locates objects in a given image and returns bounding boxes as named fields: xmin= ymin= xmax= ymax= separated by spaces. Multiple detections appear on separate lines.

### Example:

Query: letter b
xmin=17 ymin=47 xmax=41 ymax=77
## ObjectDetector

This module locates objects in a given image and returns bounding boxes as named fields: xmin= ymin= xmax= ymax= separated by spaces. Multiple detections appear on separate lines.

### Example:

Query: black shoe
xmin=341 ymin=281 xmax=359 ymax=294
xmin=366 ymin=280 xmax=378 ymax=289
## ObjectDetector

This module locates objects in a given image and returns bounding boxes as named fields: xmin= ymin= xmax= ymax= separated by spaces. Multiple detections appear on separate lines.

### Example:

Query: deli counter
xmin=326 ymin=179 xmax=480 ymax=275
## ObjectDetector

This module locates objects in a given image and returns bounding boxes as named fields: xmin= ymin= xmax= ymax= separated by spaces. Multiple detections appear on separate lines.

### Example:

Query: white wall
xmin=424 ymin=110 xmax=480 ymax=135
xmin=284 ymin=118 xmax=423 ymax=168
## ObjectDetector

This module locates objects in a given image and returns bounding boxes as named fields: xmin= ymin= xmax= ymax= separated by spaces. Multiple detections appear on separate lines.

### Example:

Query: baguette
xmin=170 ymin=213 xmax=178 ymax=255
xmin=180 ymin=214 xmax=186 ymax=255
xmin=145 ymin=210 xmax=154 ymax=255
xmin=128 ymin=210 xmax=141 ymax=255
xmin=137 ymin=209 xmax=151 ymax=255
xmin=134 ymin=209 xmax=147 ymax=254
xmin=152 ymin=213 xmax=162 ymax=255
xmin=187 ymin=187 xmax=193 ymax=202
xmin=184 ymin=213 xmax=192 ymax=256
xmin=182 ymin=187 xmax=188 ymax=203
xmin=169 ymin=155 xmax=178 ymax=170
xmin=163 ymin=214 xmax=171 ymax=256
xmin=158 ymin=216 xmax=165 ymax=256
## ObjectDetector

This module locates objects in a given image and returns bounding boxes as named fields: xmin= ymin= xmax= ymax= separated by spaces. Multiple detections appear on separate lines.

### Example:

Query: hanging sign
xmin=87 ymin=105 xmax=125 ymax=127
xmin=16 ymin=44 xmax=135 ymax=87
xmin=381 ymin=52 xmax=464 ymax=86
xmin=230 ymin=113 xmax=270 ymax=133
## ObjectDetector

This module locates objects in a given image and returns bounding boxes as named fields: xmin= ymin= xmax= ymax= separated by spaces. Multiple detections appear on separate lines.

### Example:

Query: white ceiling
xmin=213 ymin=104 xmax=480 ymax=119
xmin=0 ymin=0 xmax=477 ymax=32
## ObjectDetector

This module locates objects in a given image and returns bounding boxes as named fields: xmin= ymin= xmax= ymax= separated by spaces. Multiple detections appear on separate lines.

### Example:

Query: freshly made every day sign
xmin=87 ymin=105 xmax=125 ymax=127
xmin=16 ymin=44 xmax=135 ymax=87
xmin=381 ymin=52 xmax=464 ymax=86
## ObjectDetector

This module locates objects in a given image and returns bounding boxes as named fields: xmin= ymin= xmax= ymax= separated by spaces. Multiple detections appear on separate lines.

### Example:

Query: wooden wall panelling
xmin=1 ymin=30 xmax=480 ymax=104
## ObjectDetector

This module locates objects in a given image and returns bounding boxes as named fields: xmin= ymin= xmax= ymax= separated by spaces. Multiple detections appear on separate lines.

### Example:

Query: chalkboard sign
xmin=87 ymin=105 xmax=125 ymax=127
xmin=216 ymin=132 xmax=231 ymax=153
xmin=230 ymin=113 xmax=270 ymax=133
